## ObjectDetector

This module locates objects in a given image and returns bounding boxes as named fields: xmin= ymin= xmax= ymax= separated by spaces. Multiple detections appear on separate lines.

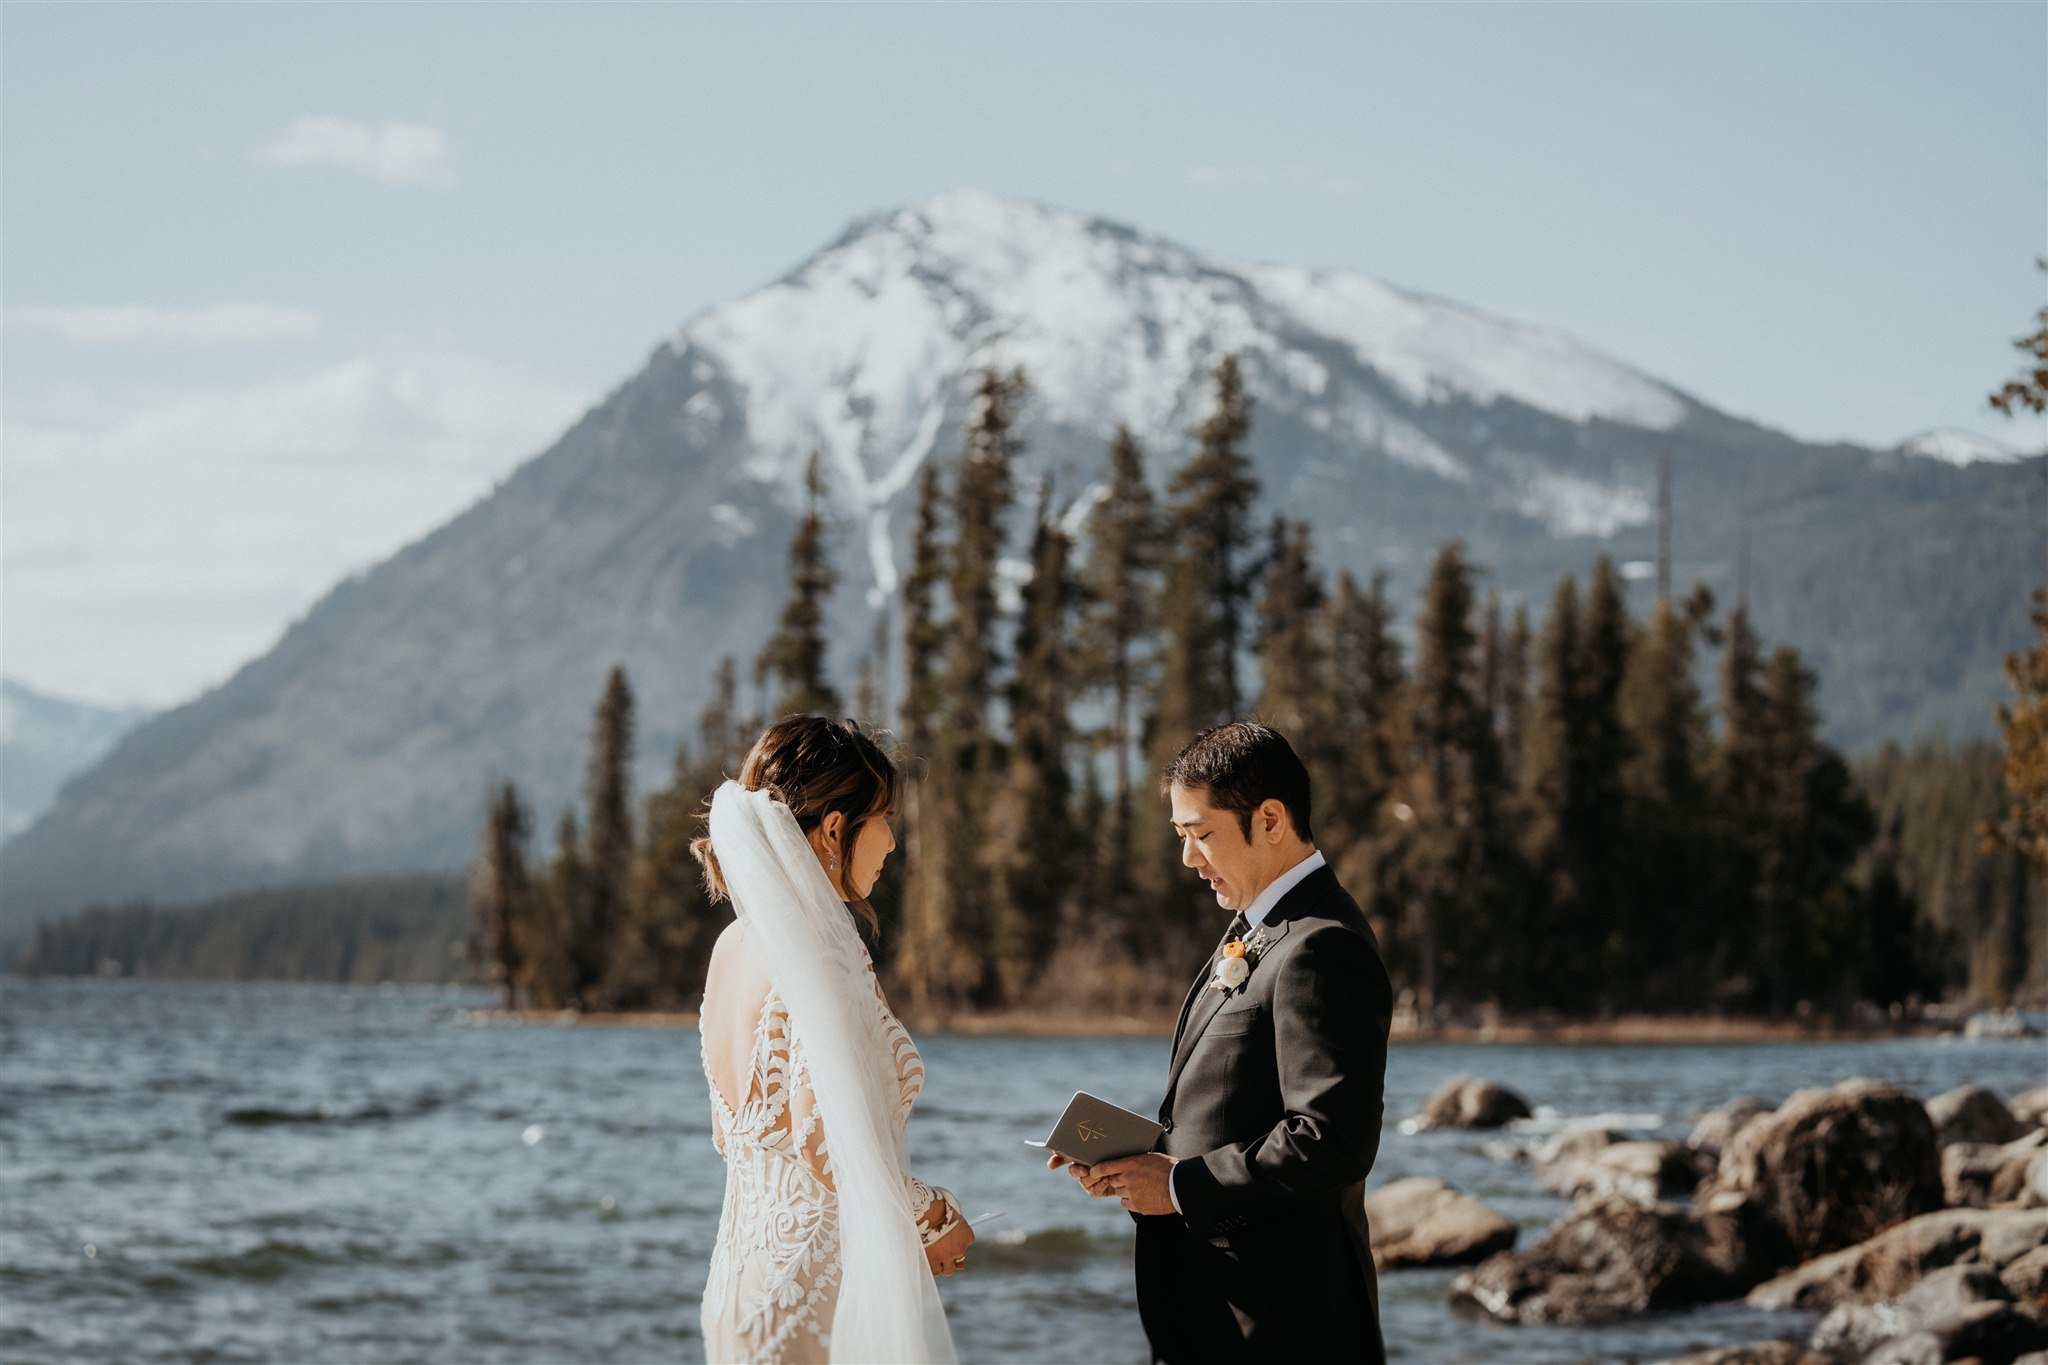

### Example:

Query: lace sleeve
xmin=907 ymin=1176 xmax=960 ymax=1245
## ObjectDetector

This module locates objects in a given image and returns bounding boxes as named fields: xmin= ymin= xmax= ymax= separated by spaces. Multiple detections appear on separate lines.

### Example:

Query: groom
xmin=1058 ymin=722 xmax=1392 ymax=1364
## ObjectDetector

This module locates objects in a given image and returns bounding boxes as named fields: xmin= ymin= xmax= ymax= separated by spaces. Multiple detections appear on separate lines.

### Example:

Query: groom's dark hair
xmin=1161 ymin=721 xmax=1314 ymax=844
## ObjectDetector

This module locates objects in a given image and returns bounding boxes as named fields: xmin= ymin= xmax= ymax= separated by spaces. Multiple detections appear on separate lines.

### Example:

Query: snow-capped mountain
xmin=1 ymin=191 xmax=2037 ymax=933
xmin=682 ymin=190 xmax=1693 ymax=586
xmin=0 ymin=680 xmax=152 ymax=838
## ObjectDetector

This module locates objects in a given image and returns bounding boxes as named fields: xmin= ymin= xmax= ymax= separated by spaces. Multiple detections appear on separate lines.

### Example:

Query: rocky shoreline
xmin=1376 ymin=1074 xmax=2048 ymax=1364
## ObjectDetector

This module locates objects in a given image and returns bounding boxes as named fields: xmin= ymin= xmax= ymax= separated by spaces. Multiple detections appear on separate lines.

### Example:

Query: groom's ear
xmin=1257 ymin=798 xmax=1289 ymax=844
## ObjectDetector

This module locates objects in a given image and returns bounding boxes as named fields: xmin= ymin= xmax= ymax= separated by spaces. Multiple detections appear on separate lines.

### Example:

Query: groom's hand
xmin=1047 ymin=1153 xmax=1121 ymax=1199
xmin=1091 ymin=1152 xmax=1177 ymax=1216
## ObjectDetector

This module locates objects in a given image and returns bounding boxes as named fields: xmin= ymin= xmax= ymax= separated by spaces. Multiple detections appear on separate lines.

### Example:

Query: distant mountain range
xmin=0 ymin=680 xmax=152 ymax=840
xmin=2 ymin=189 xmax=2039 ymax=938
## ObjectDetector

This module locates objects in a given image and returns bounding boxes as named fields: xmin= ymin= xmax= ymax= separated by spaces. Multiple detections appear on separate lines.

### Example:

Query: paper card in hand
xmin=1025 ymin=1091 xmax=1165 ymax=1163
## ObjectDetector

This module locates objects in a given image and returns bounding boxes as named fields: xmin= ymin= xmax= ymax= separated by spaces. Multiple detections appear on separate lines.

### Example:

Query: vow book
xmin=1025 ymin=1091 xmax=1165 ymax=1163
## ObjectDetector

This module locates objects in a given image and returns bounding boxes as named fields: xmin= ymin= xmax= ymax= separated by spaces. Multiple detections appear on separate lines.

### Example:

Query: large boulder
xmin=1450 ymin=1195 xmax=1774 ymax=1324
xmin=1860 ymin=1301 xmax=2048 ymax=1365
xmin=1699 ymin=1078 xmax=1944 ymax=1262
xmin=1364 ymin=1176 xmax=1519 ymax=1269
xmin=1539 ymin=1139 xmax=1713 ymax=1205
xmin=1748 ymin=1208 xmax=2048 ymax=1312
xmin=1690 ymin=1097 xmax=1774 ymax=1155
xmin=1946 ymin=1129 xmax=2048 ymax=1209
xmin=1409 ymin=1080 xmax=1540 ymax=1129
xmin=2005 ymin=1244 xmax=2048 ymax=1302
xmin=1808 ymin=1263 xmax=2013 ymax=1358
xmin=1408 ymin=1075 xmax=1533 ymax=1131
xmin=1928 ymin=1083 xmax=2028 ymax=1147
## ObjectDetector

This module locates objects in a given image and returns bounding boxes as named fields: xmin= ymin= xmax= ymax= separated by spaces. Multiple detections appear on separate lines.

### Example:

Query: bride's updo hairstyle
xmin=691 ymin=715 xmax=899 ymax=934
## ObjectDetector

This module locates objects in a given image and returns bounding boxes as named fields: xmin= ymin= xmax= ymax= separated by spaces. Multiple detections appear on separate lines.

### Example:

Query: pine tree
xmin=1748 ymin=644 xmax=1875 ymax=1012
xmin=471 ymin=781 xmax=535 ymax=1007
xmin=1390 ymin=541 xmax=1505 ymax=1008
xmin=756 ymin=450 xmax=842 ymax=718
xmin=584 ymin=666 xmax=637 ymax=1009
xmin=853 ymin=608 xmax=889 ymax=729
xmin=1575 ymin=556 xmax=1633 ymax=988
xmin=1991 ymin=585 xmax=2048 ymax=869
xmin=938 ymin=368 xmax=1027 ymax=1003
xmin=1255 ymin=519 xmax=1329 ymax=740
xmin=535 ymin=809 xmax=590 ymax=1009
xmin=1325 ymin=570 xmax=1406 ymax=865
xmin=1165 ymin=354 xmax=1262 ymax=721
xmin=893 ymin=462 xmax=957 ymax=1010
xmin=1616 ymin=587 xmax=1715 ymax=1002
xmin=1710 ymin=604 xmax=1771 ymax=999
xmin=1499 ymin=603 xmax=1532 ymax=789
xmin=1077 ymin=425 xmax=1161 ymax=880
xmin=988 ymin=484 xmax=1079 ymax=1000
xmin=1518 ymin=576 xmax=1586 ymax=1004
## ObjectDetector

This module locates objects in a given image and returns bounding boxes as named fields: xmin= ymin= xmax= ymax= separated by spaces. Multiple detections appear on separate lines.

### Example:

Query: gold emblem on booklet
xmin=1024 ymin=1091 xmax=1165 ymax=1163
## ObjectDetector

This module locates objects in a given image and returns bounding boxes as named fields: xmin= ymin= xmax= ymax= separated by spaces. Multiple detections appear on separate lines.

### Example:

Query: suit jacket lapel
xmin=1160 ymin=867 xmax=1335 ymax=1109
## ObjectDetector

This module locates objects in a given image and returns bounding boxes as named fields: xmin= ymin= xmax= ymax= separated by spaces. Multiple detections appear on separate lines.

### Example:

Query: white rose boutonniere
xmin=1210 ymin=928 xmax=1273 ymax=993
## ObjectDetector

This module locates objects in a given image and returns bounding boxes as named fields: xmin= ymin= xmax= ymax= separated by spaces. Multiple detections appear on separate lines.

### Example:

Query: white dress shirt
xmin=1166 ymin=847 xmax=1326 ymax=1214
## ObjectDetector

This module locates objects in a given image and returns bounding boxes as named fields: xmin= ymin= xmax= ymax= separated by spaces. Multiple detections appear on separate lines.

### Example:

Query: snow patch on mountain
xmin=1494 ymin=457 xmax=1655 ymax=537
xmin=1898 ymin=428 xmax=2027 ymax=467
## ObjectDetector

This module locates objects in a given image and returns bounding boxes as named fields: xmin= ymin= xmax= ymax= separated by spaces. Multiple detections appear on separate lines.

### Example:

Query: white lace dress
xmin=699 ymin=923 xmax=955 ymax=1364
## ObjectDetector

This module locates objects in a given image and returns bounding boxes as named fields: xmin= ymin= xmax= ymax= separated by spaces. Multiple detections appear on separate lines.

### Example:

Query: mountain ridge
xmin=2 ymin=189 xmax=2037 ymax=935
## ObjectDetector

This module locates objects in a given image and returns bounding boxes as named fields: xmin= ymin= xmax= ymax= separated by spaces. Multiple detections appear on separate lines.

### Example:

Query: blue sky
xmin=3 ymin=2 xmax=2043 ymax=707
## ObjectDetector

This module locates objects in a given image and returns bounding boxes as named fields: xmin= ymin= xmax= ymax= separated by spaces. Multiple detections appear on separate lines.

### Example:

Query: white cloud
xmin=1186 ymin=163 xmax=1365 ymax=199
xmin=5 ymin=303 xmax=322 ymax=346
xmin=259 ymin=116 xmax=451 ymax=185
xmin=1 ymin=343 xmax=592 ymax=707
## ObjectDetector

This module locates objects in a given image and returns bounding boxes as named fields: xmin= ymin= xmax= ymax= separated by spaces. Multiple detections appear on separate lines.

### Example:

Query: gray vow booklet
xmin=1026 ymin=1091 xmax=1166 ymax=1163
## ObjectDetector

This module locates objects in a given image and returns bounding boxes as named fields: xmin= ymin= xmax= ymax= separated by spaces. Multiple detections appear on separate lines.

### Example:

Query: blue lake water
xmin=2 ymin=980 xmax=2042 ymax=1364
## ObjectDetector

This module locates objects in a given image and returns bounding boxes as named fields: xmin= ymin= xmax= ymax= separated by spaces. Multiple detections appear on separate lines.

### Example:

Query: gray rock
xmin=1691 ymin=1097 xmax=1774 ymax=1154
xmin=1928 ymin=1083 xmax=2028 ymax=1147
xmin=2003 ymin=1245 xmax=2048 ymax=1301
xmin=1364 ymin=1176 xmax=1519 ymax=1269
xmin=1990 ymin=1132 xmax=2048 ymax=1208
xmin=1410 ymin=1075 xmax=1534 ymax=1131
xmin=1748 ymin=1208 xmax=2048 ymax=1312
xmin=1862 ymin=1300 xmax=2048 ymax=1363
xmin=2015 ymin=1088 xmax=2048 ymax=1132
xmin=1450 ymin=1195 xmax=1772 ymax=1324
xmin=1540 ymin=1138 xmax=1712 ymax=1205
xmin=1808 ymin=1264 xmax=2011 ymax=1357
xmin=1699 ymin=1078 xmax=1943 ymax=1262
xmin=1943 ymin=1128 xmax=2048 ymax=1209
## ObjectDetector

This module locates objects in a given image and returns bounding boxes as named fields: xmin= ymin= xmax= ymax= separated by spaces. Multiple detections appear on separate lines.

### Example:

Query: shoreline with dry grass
xmin=453 ymin=1005 xmax=1951 ymax=1044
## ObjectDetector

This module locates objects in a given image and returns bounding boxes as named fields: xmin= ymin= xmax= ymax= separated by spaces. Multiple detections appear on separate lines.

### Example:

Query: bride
xmin=694 ymin=716 xmax=971 ymax=1364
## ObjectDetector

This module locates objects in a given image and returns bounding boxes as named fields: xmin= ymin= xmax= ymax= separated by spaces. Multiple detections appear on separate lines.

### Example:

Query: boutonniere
xmin=1211 ymin=928 xmax=1273 ymax=992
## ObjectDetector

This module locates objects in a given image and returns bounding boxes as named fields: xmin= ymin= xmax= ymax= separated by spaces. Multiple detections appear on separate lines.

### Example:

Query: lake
xmin=2 ymin=980 xmax=2042 ymax=1363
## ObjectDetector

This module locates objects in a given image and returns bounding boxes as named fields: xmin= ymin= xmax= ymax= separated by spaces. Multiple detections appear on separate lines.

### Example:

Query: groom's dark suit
xmin=1135 ymin=863 xmax=1393 ymax=1364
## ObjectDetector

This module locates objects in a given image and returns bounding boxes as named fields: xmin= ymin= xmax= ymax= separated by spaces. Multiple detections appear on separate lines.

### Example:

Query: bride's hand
xmin=926 ymin=1214 xmax=975 ymax=1277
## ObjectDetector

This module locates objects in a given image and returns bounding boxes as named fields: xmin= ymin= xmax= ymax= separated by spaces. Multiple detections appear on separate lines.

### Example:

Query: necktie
xmin=1220 ymin=913 xmax=1250 ymax=955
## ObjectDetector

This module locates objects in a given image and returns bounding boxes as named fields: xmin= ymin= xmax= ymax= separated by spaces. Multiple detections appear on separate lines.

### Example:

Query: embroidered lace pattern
xmin=700 ymin=926 xmax=947 ymax=1364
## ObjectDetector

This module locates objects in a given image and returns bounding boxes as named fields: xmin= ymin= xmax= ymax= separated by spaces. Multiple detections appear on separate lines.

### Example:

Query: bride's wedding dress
xmin=695 ymin=782 xmax=957 ymax=1365
xmin=700 ymin=925 xmax=956 ymax=1363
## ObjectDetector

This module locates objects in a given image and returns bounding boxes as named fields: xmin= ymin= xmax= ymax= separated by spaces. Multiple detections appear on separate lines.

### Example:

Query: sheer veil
xmin=708 ymin=781 xmax=956 ymax=1364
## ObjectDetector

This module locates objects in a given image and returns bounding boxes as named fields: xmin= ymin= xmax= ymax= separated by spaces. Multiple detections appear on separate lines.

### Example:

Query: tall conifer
xmin=584 ymin=666 xmax=636 ymax=1008
xmin=989 ymin=485 xmax=1078 ymax=998
xmin=756 ymin=450 xmax=842 ymax=718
